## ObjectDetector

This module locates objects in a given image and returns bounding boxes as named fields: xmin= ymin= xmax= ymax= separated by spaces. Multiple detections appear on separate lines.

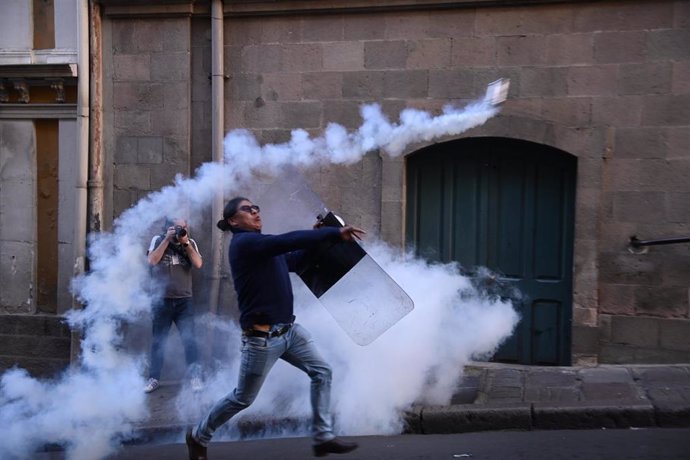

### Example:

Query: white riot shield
xmin=252 ymin=168 xmax=414 ymax=345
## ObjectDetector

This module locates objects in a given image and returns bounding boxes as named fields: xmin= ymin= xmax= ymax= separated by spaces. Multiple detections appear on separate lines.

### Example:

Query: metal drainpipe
xmin=87 ymin=0 xmax=104 ymax=239
xmin=207 ymin=0 xmax=225 ymax=346
xmin=69 ymin=0 xmax=90 ymax=364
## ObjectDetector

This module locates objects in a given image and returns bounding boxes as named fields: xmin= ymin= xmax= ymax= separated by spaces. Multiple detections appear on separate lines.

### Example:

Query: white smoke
xmin=223 ymin=101 xmax=498 ymax=172
xmin=326 ymin=243 xmax=518 ymax=434
xmin=0 ymin=93 xmax=515 ymax=459
xmin=172 ymin=241 xmax=517 ymax=439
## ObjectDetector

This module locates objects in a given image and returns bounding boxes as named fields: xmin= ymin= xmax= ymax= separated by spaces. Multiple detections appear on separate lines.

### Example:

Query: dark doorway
xmin=406 ymin=137 xmax=576 ymax=365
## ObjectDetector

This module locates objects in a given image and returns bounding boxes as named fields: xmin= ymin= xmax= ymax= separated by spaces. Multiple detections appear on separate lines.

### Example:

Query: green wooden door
xmin=406 ymin=137 xmax=576 ymax=365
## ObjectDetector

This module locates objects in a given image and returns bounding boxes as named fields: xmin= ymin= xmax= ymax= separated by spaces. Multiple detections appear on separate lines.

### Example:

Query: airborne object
xmin=484 ymin=78 xmax=510 ymax=106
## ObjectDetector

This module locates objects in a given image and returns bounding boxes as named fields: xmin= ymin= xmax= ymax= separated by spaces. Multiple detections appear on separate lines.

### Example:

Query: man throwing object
xmin=186 ymin=197 xmax=363 ymax=459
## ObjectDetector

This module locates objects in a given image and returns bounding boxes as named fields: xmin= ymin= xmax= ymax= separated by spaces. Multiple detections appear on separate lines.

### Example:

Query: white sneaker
xmin=144 ymin=378 xmax=160 ymax=393
xmin=191 ymin=377 xmax=203 ymax=392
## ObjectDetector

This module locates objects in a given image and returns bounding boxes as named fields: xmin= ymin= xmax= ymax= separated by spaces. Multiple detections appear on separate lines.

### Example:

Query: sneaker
xmin=144 ymin=378 xmax=159 ymax=393
xmin=191 ymin=377 xmax=203 ymax=392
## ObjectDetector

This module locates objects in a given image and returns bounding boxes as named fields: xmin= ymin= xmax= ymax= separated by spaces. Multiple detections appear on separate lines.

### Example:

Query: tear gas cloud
xmin=0 ymin=94 xmax=517 ymax=459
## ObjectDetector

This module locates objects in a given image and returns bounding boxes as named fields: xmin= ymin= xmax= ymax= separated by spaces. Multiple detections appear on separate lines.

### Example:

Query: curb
xmin=531 ymin=400 xmax=656 ymax=429
xmin=128 ymin=401 xmax=690 ymax=445
xmin=418 ymin=404 xmax=532 ymax=434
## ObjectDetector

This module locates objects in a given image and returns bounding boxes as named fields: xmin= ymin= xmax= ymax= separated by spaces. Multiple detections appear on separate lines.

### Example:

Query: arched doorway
xmin=406 ymin=137 xmax=576 ymax=365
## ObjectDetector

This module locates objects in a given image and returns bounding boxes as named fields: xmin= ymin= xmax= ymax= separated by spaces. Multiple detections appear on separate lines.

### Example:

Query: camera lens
xmin=175 ymin=226 xmax=187 ymax=238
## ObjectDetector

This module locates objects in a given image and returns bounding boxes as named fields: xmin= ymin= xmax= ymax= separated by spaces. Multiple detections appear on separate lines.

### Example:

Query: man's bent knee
xmin=310 ymin=363 xmax=332 ymax=383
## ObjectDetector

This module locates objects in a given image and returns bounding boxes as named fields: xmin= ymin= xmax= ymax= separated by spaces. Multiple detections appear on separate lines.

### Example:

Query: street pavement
xmin=37 ymin=428 xmax=690 ymax=459
xmin=132 ymin=362 xmax=690 ymax=443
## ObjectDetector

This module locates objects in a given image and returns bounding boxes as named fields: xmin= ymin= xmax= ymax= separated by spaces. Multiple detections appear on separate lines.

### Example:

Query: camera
xmin=174 ymin=225 xmax=187 ymax=240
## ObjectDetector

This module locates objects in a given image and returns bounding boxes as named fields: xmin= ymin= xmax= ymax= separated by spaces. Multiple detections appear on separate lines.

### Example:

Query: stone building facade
xmin=0 ymin=0 xmax=85 ymax=375
xmin=1 ymin=0 xmax=689 ymax=375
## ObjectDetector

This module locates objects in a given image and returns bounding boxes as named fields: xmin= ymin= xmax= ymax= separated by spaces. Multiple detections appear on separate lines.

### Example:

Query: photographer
xmin=145 ymin=217 xmax=203 ymax=393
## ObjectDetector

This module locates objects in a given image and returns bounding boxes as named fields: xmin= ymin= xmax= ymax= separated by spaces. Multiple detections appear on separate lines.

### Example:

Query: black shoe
xmin=313 ymin=437 xmax=359 ymax=457
xmin=186 ymin=427 xmax=208 ymax=460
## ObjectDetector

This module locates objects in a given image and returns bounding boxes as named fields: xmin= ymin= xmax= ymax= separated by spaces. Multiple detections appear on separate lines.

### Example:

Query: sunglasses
xmin=238 ymin=205 xmax=260 ymax=213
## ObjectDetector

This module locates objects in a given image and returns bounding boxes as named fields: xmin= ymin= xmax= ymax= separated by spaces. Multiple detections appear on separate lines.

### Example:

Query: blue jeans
xmin=194 ymin=323 xmax=335 ymax=446
xmin=149 ymin=297 xmax=199 ymax=380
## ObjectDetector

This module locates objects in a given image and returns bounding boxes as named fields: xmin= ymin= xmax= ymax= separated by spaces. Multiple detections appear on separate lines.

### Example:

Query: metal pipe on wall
xmin=87 ymin=0 xmax=104 ymax=238
xmin=208 ymin=0 xmax=225 ymax=321
xmin=69 ymin=0 xmax=91 ymax=363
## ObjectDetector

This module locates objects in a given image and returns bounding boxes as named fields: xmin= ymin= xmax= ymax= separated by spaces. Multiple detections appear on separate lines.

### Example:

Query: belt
xmin=243 ymin=324 xmax=292 ymax=338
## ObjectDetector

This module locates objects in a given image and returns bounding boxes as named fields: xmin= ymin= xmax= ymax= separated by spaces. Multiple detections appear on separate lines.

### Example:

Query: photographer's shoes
xmin=191 ymin=377 xmax=203 ymax=392
xmin=144 ymin=378 xmax=159 ymax=393
xmin=186 ymin=427 xmax=207 ymax=460
xmin=313 ymin=437 xmax=359 ymax=457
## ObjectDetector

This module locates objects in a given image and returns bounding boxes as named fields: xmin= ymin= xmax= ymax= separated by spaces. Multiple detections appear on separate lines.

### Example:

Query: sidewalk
xmin=413 ymin=363 xmax=690 ymax=434
xmin=132 ymin=363 xmax=690 ymax=443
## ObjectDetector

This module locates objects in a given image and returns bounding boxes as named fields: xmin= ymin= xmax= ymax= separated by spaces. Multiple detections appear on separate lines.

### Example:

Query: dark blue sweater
xmin=229 ymin=227 xmax=342 ymax=330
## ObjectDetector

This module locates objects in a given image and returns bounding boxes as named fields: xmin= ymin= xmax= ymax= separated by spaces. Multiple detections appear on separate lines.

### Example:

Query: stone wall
xmin=108 ymin=17 xmax=193 ymax=217
xmin=0 ymin=121 xmax=36 ymax=315
xmin=96 ymin=0 xmax=690 ymax=364
xmin=0 ymin=315 xmax=71 ymax=377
